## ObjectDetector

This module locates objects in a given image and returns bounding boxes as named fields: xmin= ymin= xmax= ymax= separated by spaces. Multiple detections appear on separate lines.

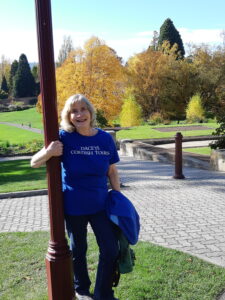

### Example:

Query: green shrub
xmin=24 ymin=140 xmax=44 ymax=153
xmin=210 ymin=115 xmax=225 ymax=150
xmin=205 ymin=111 xmax=215 ymax=119
xmin=3 ymin=104 xmax=34 ymax=112
xmin=0 ymin=139 xmax=43 ymax=156
xmin=0 ymin=104 xmax=9 ymax=112
xmin=0 ymin=89 xmax=8 ymax=99
xmin=163 ymin=119 xmax=171 ymax=125
xmin=96 ymin=109 xmax=108 ymax=128
xmin=0 ymin=140 xmax=10 ymax=148
xmin=8 ymin=105 xmax=23 ymax=111
xmin=148 ymin=112 xmax=165 ymax=125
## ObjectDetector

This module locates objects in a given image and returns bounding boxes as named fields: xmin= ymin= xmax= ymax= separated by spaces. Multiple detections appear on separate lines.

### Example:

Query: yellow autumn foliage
xmin=127 ymin=42 xmax=199 ymax=120
xmin=186 ymin=94 xmax=205 ymax=123
xmin=55 ymin=36 xmax=125 ymax=122
xmin=120 ymin=93 xmax=143 ymax=127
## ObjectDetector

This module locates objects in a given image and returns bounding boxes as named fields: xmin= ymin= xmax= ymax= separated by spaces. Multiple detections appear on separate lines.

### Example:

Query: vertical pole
xmin=173 ymin=132 xmax=185 ymax=179
xmin=34 ymin=1 xmax=74 ymax=299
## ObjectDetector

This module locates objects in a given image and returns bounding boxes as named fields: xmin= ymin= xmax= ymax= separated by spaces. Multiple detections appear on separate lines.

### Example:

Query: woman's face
xmin=70 ymin=101 xmax=92 ymax=130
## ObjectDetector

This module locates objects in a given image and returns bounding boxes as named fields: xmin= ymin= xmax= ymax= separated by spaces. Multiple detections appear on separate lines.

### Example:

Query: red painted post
xmin=173 ymin=132 xmax=185 ymax=179
xmin=34 ymin=1 xmax=74 ymax=299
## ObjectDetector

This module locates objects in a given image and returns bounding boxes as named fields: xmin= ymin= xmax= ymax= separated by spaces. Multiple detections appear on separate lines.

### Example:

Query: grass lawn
xmin=0 ymin=159 xmax=47 ymax=193
xmin=0 ymin=108 xmax=218 ymax=141
xmin=117 ymin=123 xmax=218 ymax=140
xmin=0 ymin=124 xmax=43 ymax=144
xmin=0 ymin=107 xmax=43 ymax=129
xmin=1 ymin=232 xmax=225 ymax=300
xmin=183 ymin=147 xmax=212 ymax=156
xmin=0 ymin=108 xmax=219 ymax=157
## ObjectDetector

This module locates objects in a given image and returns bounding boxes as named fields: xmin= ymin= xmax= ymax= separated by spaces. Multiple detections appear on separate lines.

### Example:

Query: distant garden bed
xmin=117 ymin=123 xmax=218 ymax=140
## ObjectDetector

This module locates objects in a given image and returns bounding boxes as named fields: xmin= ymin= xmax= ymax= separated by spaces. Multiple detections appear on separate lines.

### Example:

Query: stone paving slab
xmin=0 ymin=195 xmax=49 ymax=232
xmin=119 ymin=157 xmax=225 ymax=266
xmin=1 ymin=155 xmax=225 ymax=269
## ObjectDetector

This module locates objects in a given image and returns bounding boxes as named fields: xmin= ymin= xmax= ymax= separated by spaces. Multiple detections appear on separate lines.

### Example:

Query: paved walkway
xmin=0 ymin=122 xmax=43 ymax=134
xmin=1 ymin=155 xmax=225 ymax=270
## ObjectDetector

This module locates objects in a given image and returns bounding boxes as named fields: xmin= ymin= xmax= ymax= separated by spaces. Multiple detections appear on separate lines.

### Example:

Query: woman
xmin=31 ymin=94 xmax=120 ymax=300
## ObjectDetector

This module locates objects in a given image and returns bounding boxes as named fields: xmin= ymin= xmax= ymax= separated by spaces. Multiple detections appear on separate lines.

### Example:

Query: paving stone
xmin=1 ymin=155 xmax=225 ymax=271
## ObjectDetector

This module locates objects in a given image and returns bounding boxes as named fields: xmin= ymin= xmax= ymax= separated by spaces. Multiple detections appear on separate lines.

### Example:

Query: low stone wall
xmin=120 ymin=140 xmax=173 ymax=163
xmin=210 ymin=149 xmax=225 ymax=171
xmin=120 ymin=139 xmax=211 ymax=170
xmin=0 ymin=97 xmax=37 ymax=105
xmin=106 ymin=130 xmax=116 ymax=143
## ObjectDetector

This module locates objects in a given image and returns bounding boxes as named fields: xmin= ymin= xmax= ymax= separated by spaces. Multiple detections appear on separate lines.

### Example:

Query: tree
xmin=96 ymin=109 xmax=108 ymax=128
xmin=159 ymin=42 xmax=199 ymax=120
xmin=120 ymin=92 xmax=143 ymax=126
xmin=32 ymin=65 xmax=40 ymax=96
xmin=9 ymin=60 xmax=18 ymax=93
xmin=186 ymin=94 xmax=205 ymax=123
xmin=0 ymin=55 xmax=11 ymax=84
xmin=13 ymin=54 xmax=35 ymax=98
xmin=148 ymin=30 xmax=159 ymax=51
xmin=127 ymin=43 xmax=199 ymax=120
xmin=158 ymin=18 xmax=185 ymax=58
xmin=1 ymin=75 xmax=8 ymax=93
xmin=57 ymin=35 xmax=74 ymax=66
xmin=53 ymin=37 xmax=125 ymax=122
xmin=126 ymin=49 xmax=164 ymax=118
xmin=32 ymin=65 xmax=39 ymax=82
xmin=210 ymin=115 xmax=225 ymax=150
xmin=210 ymin=60 xmax=225 ymax=149
xmin=192 ymin=45 xmax=225 ymax=114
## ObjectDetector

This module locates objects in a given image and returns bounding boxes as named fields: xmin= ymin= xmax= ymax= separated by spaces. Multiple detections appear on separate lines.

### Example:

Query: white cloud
xmin=54 ymin=29 xmax=92 ymax=50
xmin=0 ymin=28 xmax=224 ymax=64
xmin=106 ymin=37 xmax=151 ymax=62
xmin=0 ymin=29 xmax=92 ymax=62
xmin=0 ymin=30 xmax=38 ymax=62
xmin=179 ymin=28 xmax=222 ymax=44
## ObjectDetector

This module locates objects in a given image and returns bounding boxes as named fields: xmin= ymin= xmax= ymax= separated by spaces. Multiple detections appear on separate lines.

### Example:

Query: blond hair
xmin=60 ymin=94 xmax=96 ymax=132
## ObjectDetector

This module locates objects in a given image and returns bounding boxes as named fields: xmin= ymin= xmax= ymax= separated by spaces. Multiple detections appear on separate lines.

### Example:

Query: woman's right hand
xmin=46 ymin=141 xmax=63 ymax=157
xmin=31 ymin=140 xmax=63 ymax=168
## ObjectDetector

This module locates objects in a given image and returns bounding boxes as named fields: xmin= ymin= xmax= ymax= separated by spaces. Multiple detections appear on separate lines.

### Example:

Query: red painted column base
xmin=46 ymin=240 xmax=74 ymax=300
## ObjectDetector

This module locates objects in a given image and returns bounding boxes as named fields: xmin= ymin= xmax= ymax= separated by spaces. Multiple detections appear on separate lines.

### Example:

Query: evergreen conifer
xmin=1 ymin=75 xmax=9 ymax=93
xmin=158 ymin=18 xmax=185 ymax=58
xmin=9 ymin=60 xmax=18 ymax=93
xmin=13 ymin=54 xmax=35 ymax=97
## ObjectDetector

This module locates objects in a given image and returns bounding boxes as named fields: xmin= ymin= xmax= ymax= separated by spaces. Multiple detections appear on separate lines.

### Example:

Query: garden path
xmin=0 ymin=121 xmax=43 ymax=133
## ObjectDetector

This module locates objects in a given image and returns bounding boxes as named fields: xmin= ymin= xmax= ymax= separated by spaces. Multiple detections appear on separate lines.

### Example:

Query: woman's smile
xmin=70 ymin=101 xmax=92 ymax=134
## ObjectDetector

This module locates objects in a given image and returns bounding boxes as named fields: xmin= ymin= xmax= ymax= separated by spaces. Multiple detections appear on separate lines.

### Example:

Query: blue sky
xmin=1 ymin=0 xmax=225 ymax=63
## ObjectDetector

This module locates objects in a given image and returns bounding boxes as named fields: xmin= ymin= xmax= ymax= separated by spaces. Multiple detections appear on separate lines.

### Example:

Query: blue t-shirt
xmin=59 ymin=128 xmax=120 ymax=215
